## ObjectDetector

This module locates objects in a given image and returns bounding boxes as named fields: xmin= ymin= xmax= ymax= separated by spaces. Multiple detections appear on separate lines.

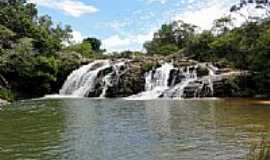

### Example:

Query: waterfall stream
xmin=60 ymin=60 xmax=125 ymax=97
xmin=60 ymin=60 xmax=111 ymax=97
xmin=127 ymin=62 xmax=175 ymax=100
xmin=59 ymin=59 xmax=237 ymax=99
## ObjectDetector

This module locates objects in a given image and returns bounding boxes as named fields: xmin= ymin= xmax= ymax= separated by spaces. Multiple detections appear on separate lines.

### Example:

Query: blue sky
xmin=29 ymin=0 xmax=235 ymax=52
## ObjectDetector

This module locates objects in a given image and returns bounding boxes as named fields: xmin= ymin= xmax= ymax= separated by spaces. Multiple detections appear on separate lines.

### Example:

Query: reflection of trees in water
xmin=143 ymin=100 xmax=220 ymax=160
xmin=143 ymin=99 xmax=270 ymax=160
xmin=212 ymin=100 xmax=270 ymax=144
xmin=0 ymin=99 xmax=66 ymax=159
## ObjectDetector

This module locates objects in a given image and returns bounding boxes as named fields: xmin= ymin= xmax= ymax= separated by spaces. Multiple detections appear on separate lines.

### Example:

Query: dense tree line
xmin=0 ymin=0 xmax=104 ymax=100
xmin=144 ymin=0 xmax=270 ymax=96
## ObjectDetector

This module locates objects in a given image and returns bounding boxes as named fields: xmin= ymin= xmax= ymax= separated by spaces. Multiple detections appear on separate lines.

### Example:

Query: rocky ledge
xmin=59 ymin=56 xmax=254 ymax=99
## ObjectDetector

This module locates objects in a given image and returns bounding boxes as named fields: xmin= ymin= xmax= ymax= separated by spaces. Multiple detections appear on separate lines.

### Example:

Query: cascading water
xmin=126 ymin=63 xmax=175 ymax=100
xmin=207 ymin=63 xmax=217 ymax=96
xmin=60 ymin=60 xmax=126 ymax=97
xmin=127 ymin=63 xmax=218 ymax=100
xmin=59 ymin=60 xmax=111 ymax=97
xmin=161 ymin=65 xmax=198 ymax=99
xmin=145 ymin=62 xmax=174 ymax=91
xmin=59 ymin=58 xmax=230 ymax=100
xmin=99 ymin=62 xmax=126 ymax=98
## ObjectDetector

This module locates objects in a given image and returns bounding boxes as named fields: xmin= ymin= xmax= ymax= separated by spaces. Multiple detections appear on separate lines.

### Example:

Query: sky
xmin=29 ymin=0 xmax=236 ymax=52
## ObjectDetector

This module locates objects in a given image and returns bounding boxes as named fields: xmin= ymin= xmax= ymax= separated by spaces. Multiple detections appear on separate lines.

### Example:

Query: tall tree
xmin=144 ymin=20 xmax=196 ymax=55
xmin=230 ymin=0 xmax=270 ymax=22
xmin=83 ymin=37 xmax=101 ymax=52
xmin=212 ymin=16 xmax=234 ymax=35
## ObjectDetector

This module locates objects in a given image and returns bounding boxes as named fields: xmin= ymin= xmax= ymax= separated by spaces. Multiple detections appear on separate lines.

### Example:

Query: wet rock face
xmin=168 ymin=69 xmax=185 ymax=87
xmin=60 ymin=55 xmax=251 ymax=99
xmin=102 ymin=58 xmax=249 ymax=98
xmin=87 ymin=66 xmax=114 ymax=97
xmin=182 ymin=80 xmax=212 ymax=98
xmin=106 ymin=59 xmax=159 ymax=97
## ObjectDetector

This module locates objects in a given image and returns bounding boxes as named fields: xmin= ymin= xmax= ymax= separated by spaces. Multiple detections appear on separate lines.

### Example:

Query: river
xmin=0 ymin=98 xmax=269 ymax=160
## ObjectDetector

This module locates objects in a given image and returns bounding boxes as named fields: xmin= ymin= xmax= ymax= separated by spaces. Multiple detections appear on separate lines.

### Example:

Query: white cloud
xmin=171 ymin=0 xmax=233 ymax=30
xmin=102 ymin=31 xmax=155 ymax=52
xmin=28 ymin=0 xmax=98 ymax=17
xmin=171 ymin=0 xmax=269 ymax=30
xmin=71 ymin=30 xmax=84 ymax=43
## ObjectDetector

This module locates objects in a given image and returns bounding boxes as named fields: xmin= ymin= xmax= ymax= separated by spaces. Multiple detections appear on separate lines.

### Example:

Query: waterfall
xmin=60 ymin=60 xmax=111 ymax=97
xmin=161 ymin=65 xmax=198 ymax=99
xmin=145 ymin=62 xmax=174 ymax=91
xmin=127 ymin=63 xmax=217 ymax=100
xmin=126 ymin=63 xmax=175 ymax=100
xmin=208 ymin=64 xmax=217 ymax=96
xmin=99 ymin=62 xmax=126 ymax=98
xmin=59 ymin=58 xmax=225 ymax=100
xmin=60 ymin=60 xmax=126 ymax=97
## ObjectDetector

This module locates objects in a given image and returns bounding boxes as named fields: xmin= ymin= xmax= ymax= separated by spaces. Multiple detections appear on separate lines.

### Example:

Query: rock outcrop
xmin=59 ymin=56 xmax=251 ymax=99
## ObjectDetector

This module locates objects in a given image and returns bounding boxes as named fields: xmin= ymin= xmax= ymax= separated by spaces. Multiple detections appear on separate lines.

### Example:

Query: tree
xmin=83 ymin=37 xmax=101 ymax=52
xmin=230 ymin=0 xmax=270 ymax=22
xmin=185 ymin=31 xmax=215 ymax=61
xmin=144 ymin=20 xmax=196 ymax=55
xmin=64 ymin=41 xmax=93 ymax=58
xmin=0 ymin=25 xmax=15 ymax=49
xmin=212 ymin=16 xmax=234 ymax=35
xmin=171 ymin=20 xmax=197 ymax=48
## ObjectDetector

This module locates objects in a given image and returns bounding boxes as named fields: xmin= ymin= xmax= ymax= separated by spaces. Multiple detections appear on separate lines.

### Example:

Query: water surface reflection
xmin=0 ymin=99 xmax=269 ymax=160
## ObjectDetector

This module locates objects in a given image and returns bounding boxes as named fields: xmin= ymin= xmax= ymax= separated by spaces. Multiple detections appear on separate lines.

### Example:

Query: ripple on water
xmin=0 ymin=99 xmax=269 ymax=160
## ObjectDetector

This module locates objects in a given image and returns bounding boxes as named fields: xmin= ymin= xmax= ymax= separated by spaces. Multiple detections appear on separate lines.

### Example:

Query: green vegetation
xmin=144 ymin=1 xmax=270 ymax=97
xmin=107 ymin=50 xmax=144 ymax=59
xmin=144 ymin=20 xmax=196 ymax=55
xmin=0 ymin=0 xmax=106 ymax=100
xmin=64 ymin=37 xmax=105 ymax=58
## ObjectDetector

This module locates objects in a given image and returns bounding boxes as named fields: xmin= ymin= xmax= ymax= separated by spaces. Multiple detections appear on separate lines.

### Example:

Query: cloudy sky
xmin=29 ymin=0 xmax=236 ymax=52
